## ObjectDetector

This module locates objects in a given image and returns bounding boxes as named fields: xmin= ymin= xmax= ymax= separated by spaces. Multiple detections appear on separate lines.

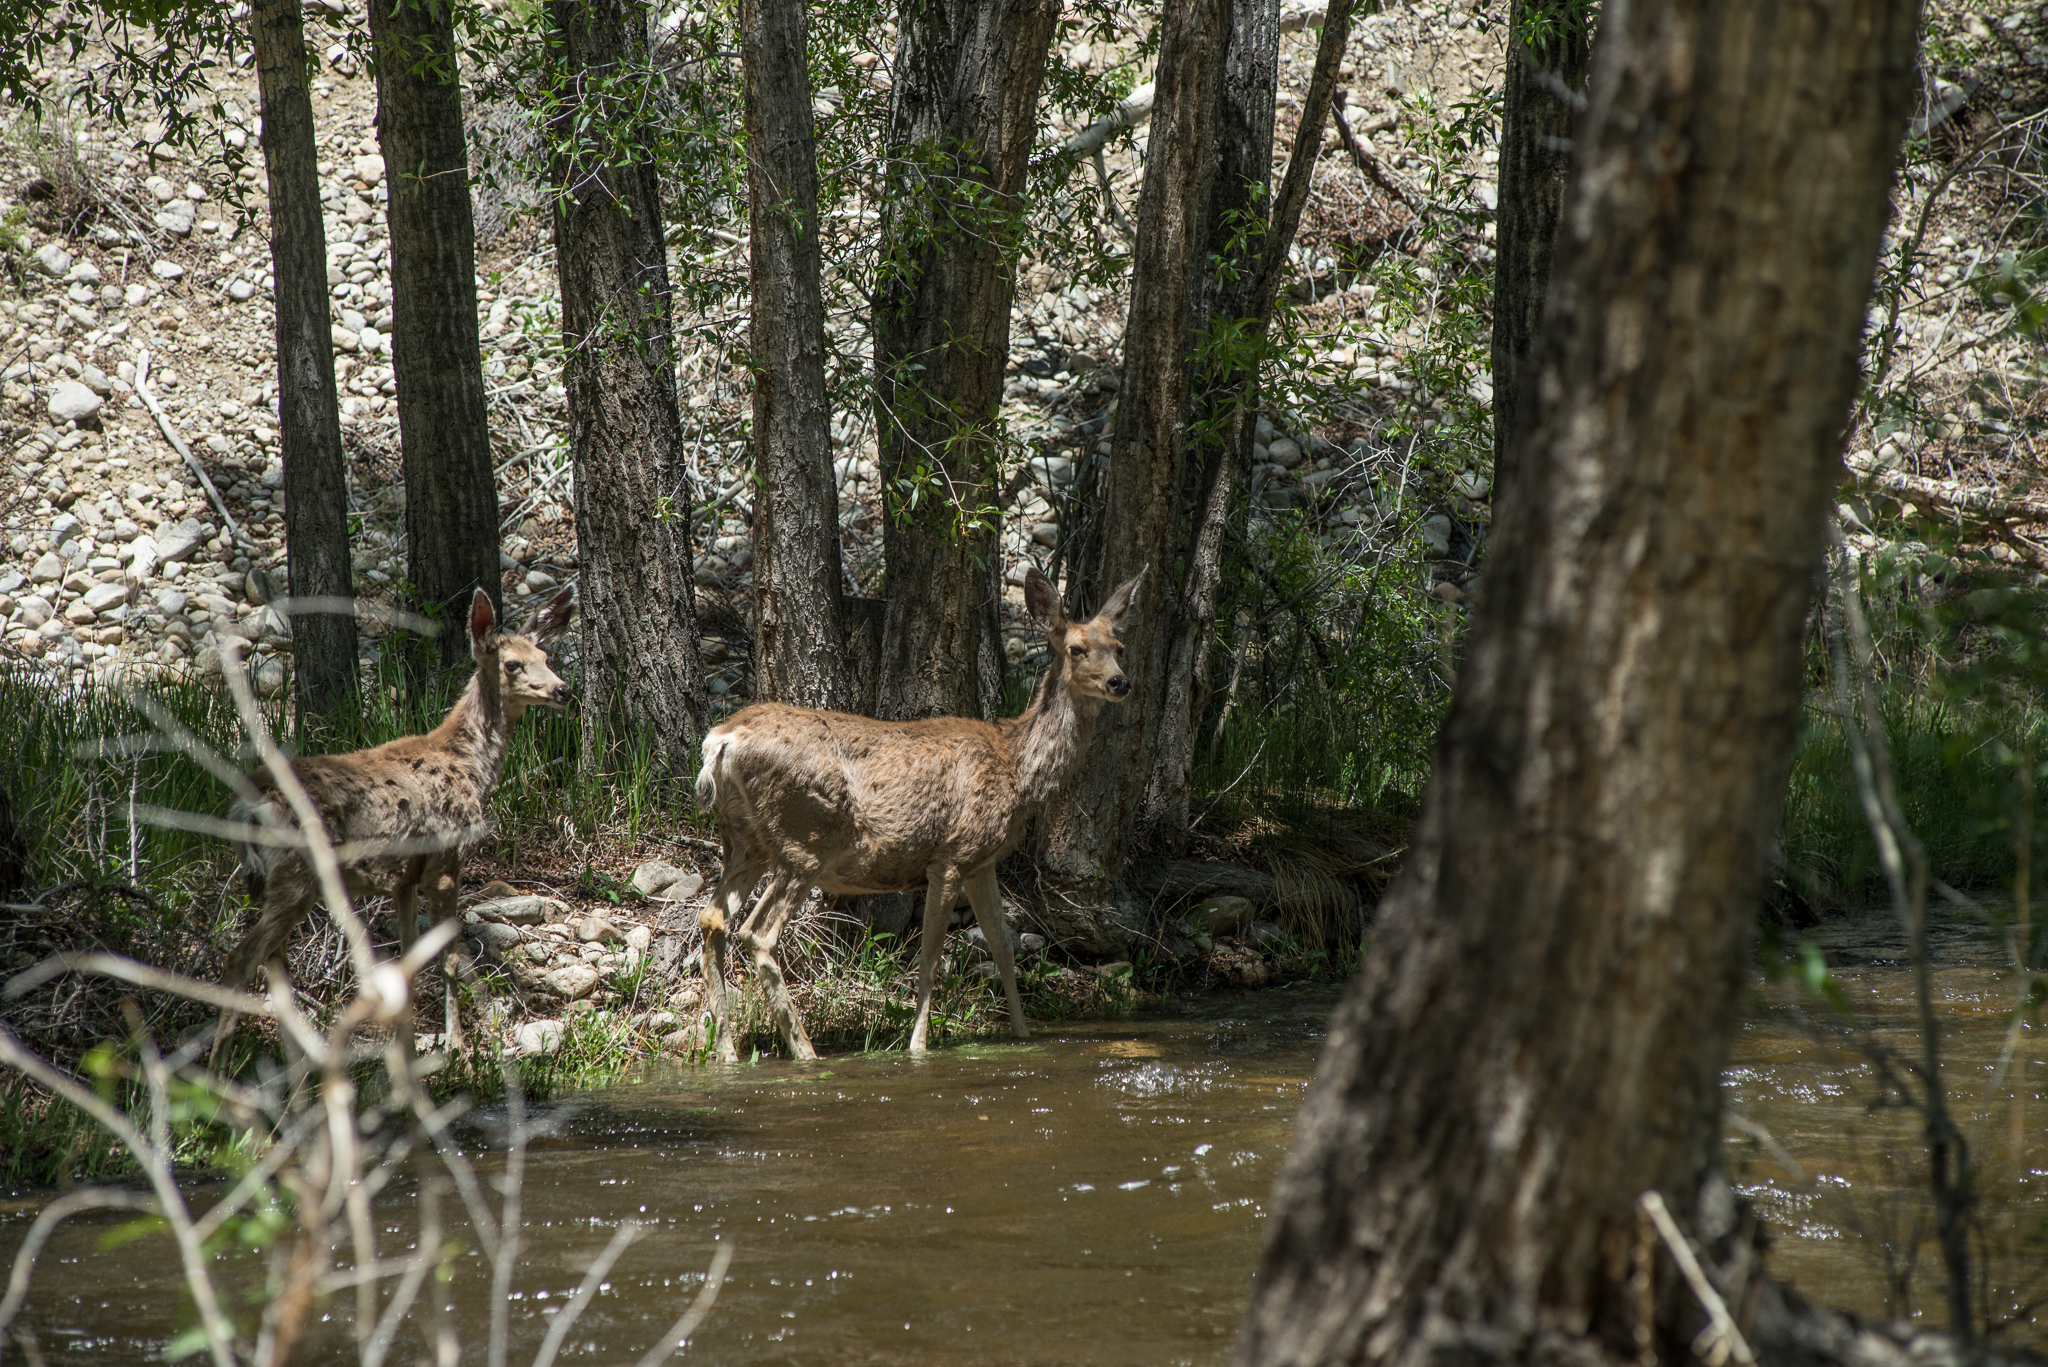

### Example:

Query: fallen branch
xmin=133 ymin=348 xmax=252 ymax=551
xmin=1843 ymin=451 xmax=2048 ymax=524
xmin=1639 ymin=1190 xmax=1756 ymax=1367
xmin=1330 ymin=96 xmax=1423 ymax=214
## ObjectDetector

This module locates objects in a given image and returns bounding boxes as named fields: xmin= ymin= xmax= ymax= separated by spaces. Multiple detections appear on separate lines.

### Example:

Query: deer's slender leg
xmin=213 ymin=863 xmax=316 ymax=1070
xmin=393 ymin=858 xmax=424 ymax=1058
xmin=965 ymin=867 xmax=1029 ymax=1041
xmin=908 ymin=868 xmax=961 ymax=1054
xmin=736 ymin=878 xmax=819 ymax=1062
xmin=700 ymin=853 xmax=761 ymax=1063
xmin=431 ymin=853 xmax=465 ymax=1053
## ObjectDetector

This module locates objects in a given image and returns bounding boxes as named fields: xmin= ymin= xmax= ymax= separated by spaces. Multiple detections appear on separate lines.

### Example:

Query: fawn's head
xmin=1025 ymin=565 xmax=1143 ymax=703
xmin=468 ymin=586 xmax=575 ymax=715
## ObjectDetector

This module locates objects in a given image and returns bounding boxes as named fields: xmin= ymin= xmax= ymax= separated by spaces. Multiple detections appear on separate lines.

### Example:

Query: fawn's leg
xmin=736 ymin=877 xmax=819 ymax=1061
xmin=908 ymin=868 xmax=961 ymax=1054
xmin=432 ymin=854 xmax=465 ymax=1053
xmin=393 ymin=865 xmax=423 ymax=1059
xmin=213 ymin=862 xmax=317 ymax=1070
xmin=965 ymin=867 xmax=1029 ymax=1041
xmin=699 ymin=855 xmax=760 ymax=1063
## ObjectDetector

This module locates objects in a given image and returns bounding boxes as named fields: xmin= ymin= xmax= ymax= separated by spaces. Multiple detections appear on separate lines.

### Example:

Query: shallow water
xmin=4 ymin=916 xmax=2041 ymax=1361
xmin=0 ymin=985 xmax=1336 ymax=1364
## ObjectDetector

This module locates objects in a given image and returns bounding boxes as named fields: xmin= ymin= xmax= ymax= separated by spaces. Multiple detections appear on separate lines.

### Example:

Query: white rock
xmin=253 ymin=656 xmax=287 ymax=697
xmin=50 ymin=514 xmax=83 ymax=550
xmin=48 ymin=381 xmax=103 ymax=424
xmin=32 ymin=243 xmax=73 ymax=278
xmin=546 ymin=964 xmax=600 ymax=1000
xmin=66 ymin=260 xmax=102 ymax=286
xmin=151 ymin=260 xmax=186 ymax=280
xmin=156 ymin=518 xmax=208 ymax=563
xmin=125 ymin=282 xmax=150 ymax=307
xmin=514 ymin=1019 xmax=565 ymax=1057
xmin=81 ymin=582 xmax=128 ymax=614
xmin=65 ymin=598 xmax=98 ymax=625
xmin=155 ymin=203 xmax=196 ymax=236
xmin=227 ymin=279 xmax=255 ymax=301
xmin=332 ymin=325 xmax=360 ymax=353
xmin=1420 ymin=513 xmax=1453 ymax=557
xmin=146 ymin=176 xmax=180 ymax=204
xmin=352 ymin=153 xmax=386 ymax=184
xmin=1266 ymin=437 xmax=1304 ymax=469
xmin=30 ymin=553 xmax=64 ymax=584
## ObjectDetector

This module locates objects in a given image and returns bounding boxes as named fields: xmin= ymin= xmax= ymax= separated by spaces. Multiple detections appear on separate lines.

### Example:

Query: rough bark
xmin=742 ymin=0 xmax=858 ymax=713
xmin=1036 ymin=0 xmax=1227 ymax=905
xmin=252 ymin=0 xmax=357 ymax=721
xmin=550 ymin=0 xmax=709 ymax=768
xmin=1489 ymin=0 xmax=1591 ymax=492
xmin=368 ymin=0 xmax=499 ymax=676
xmin=1046 ymin=0 xmax=1348 ymax=881
xmin=871 ymin=0 xmax=1061 ymax=722
xmin=1234 ymin=3 xmax=1920 ymax=1364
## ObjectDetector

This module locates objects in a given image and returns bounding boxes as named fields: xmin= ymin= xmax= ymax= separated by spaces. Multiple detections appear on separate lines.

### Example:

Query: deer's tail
xmin=695 ymin=729 xmax=737 ymax=810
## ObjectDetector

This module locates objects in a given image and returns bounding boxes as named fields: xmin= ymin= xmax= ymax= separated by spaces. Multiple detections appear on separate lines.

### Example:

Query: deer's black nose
xmin=553 ymin=683 xmax=574 ymax=705
xmin=1108 ymin=675 xmax=1131 ymax=697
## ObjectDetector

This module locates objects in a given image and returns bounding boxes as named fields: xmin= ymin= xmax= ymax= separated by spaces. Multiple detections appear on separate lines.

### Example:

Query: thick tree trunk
xmin=368 ymin=0 xmax=499 ymax=676
xmin=1489 ymin=0 xmax=1590 ymax=491
xmin=1234 ymin=3 xmax=1919 ymax=1365
xmin=1036 ymin=0 xmax=1227 ymax=913
xmin=550 ymin=0 xmax=709 ymax=767
xmin=742 ymin=0 xmax=858 ymax=712
xmin=870 ymin=0 xmax=1060 ymax=722
xmin=1044 ymin=0 xmax=1346 ymax=885
xmin=252 ymin=0 xmax=357 ymax=722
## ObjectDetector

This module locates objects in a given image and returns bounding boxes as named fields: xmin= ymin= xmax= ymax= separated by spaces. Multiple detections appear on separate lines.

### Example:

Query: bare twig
xmin=1639 ymin=1191 xmax=1756 ymax=1367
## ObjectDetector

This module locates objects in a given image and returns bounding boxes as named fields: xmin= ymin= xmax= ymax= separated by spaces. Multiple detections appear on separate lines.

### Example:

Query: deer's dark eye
xmin=1068 ymin=645 xmax=1085 ymax=657
xmin=507 ymin=661 xmax=524 ymax=675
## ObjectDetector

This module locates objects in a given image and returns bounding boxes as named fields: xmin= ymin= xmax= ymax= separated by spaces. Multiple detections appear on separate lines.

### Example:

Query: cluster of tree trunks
xmin=1233 ymin=2 xmax=1922 ymax=1363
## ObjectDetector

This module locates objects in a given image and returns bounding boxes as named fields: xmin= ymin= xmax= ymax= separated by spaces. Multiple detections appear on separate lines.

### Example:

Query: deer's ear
xmin=1095 ymin=564 xmax=1146 ymax=627
xmin=528 ymin=584 xmax=576 ymax=643
xmin=1024 ymin=567 xmax=1063 ymax=630
xmin=468 ymin=588 xmax=498 ymax=649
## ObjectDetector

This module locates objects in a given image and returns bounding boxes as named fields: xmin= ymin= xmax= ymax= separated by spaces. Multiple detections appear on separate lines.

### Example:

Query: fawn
xmin=694 ymin=566 xmax=1142 ymax=1059
xmin=218 ymin=586 xmax=575 ymax=1053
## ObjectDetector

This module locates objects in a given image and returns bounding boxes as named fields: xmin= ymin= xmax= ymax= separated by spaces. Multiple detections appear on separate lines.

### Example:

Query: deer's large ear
xmin=1095 ymin=564 xmax=1146 ymax=627
xmin=468 ymin=588 xmax=498 ymax=652
xmin=527 ymin=584 xmax=576 ymax=644
xmin=1024 ymin=567 xmax=1063 ymax=630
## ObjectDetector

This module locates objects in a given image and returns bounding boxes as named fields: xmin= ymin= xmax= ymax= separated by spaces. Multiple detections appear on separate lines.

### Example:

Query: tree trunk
xmin=252 ymin=0 xmax=358 ymax=722
xmin=1489 ymin=0 xmax=1590 ymax=492
xmin=870 ymin=0 xmax=1060 ymax=722
xmin=1233 ymin=3 xmax=1919 ymax=1364
xmin=1044 ymin=0 xmax=1346 ymax=885
xmin=368 ymin=0 xmax=499 ymax=677
xmin=1036 ymin=0 xmax=1227 ymax=913
xmin=550 ymin=0 xmax=709 ymax=767
xmin=741 ymin=0 xmax=858 ymax=713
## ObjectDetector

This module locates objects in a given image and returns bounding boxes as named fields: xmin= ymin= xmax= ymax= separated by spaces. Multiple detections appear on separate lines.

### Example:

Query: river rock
xmin=79 ymin=582 xmax=128 ymax=615
xmin=48 ymin=381 xmax=103 ymax=425
xmin=1266 ymin=437 xmax=1305 ymax=469
xmin=151 ymin=259 xmax=185 ymax=280
xmin=156 ymin=518 xmax=207 ymax=563
xmin=1187 ymin=895 xmax=1256 ymax=938
xmin=546 ymin=964 xmax=601 ymax=1000
xmin=33 ymin=242 xmax=73 ymax=278
xmin=252 ymin=656 xmax=287 ymax=697
xmin=1244 ymin=920 xmax=1291 ymax=951
xmin=466 ymin=921 xmax=523 ymax=959
xmin=631 ymin=859 xmax=696 ymax=899
xmin=573 ymin=915 xmax=625 ymax=946
xmin=476 ymin=894 xmax=549 ymax=925
xmin=16 ymin=595 xmax=53 ymax=628
xmin=30 ymin=552 xmax=63 ymax=583
xmin=50 ymin=513 xmax=82 ymax=550
xmin=352 ymin=152 xmax=386 ymax=184
xmin=1420 ymin=513 xmax=1453 ymax=557
xmin=513 ymin=1019 xmax=565 ymax=1057
xmin=624 ymin=925 xmax=653 ymax=954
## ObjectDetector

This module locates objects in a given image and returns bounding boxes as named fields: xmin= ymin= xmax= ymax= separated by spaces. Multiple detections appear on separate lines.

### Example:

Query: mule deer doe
xmin=217 ymin=587 xmax=575 ymax=1054
xmin=694 ymin=566 xmax=1143 ymax=1059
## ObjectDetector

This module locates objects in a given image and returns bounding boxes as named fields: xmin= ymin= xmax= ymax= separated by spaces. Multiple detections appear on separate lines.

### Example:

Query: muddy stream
xmin=3 ymin=915 xmax=2042 ymax=1361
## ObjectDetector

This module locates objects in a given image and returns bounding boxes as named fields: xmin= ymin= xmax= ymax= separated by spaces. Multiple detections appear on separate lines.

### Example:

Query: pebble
xmin=513 ymin=1019 xmax=565 ymax=1057
xmin=32 ymin=243 xmax=73 ymax=278
xmin=227 ymin=280 xmax=256 ymax=301
xmin=1420 ymin=513 xmax=1453 ymax=557
xmin=151 ymin=260 xmax=186 ymax=280
xmin=156 ymin=519 xmax=209 ymax=563
xmin=47 ymin=381 xmax=103 ymax=424
xmin=545 ymin=964 xmax=600 ymax=1000
xmin=475 ymin=893 xmax=550 ymax=924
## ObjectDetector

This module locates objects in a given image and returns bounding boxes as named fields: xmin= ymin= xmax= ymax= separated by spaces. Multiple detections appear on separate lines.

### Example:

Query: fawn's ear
xmin=1094 ymin=564 xmax=1146 ymax=627
xmin=527 ymin=584 xmax=576 ymax=644
xmin=468 ymin=588 xmax=498 ymax=651
xmin=1024 ymin=567 xmax=1064 ymax=631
